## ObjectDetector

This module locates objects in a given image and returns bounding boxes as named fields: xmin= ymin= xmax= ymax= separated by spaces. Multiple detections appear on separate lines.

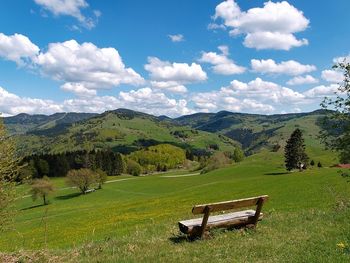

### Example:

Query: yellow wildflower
xmin=337 ymin=242 xmax=346 ymax=249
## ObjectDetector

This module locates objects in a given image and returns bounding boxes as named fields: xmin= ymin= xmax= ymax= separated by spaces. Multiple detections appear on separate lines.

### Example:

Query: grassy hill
xmin=1 ymin=151 xmax=349 ymax=262
xmin=10 ymin=109 xmax=238 ymax=156
xmin=175 ymin=110 xmax=332 ymax=157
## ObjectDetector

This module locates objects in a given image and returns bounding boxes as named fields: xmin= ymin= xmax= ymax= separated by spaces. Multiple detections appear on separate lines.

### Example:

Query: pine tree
xmin=284 ymin=129 xmax=309 ymax=171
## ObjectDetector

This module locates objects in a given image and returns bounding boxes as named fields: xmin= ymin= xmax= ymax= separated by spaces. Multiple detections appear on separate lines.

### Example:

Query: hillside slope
xmin=174 ymin=110 xmax=333 ymax=159
xmin=11 ymin=109 xmax=238 ymax=155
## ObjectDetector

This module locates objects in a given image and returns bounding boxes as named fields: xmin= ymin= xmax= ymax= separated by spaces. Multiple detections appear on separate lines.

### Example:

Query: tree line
xmin=19 ymin=150 xmax=124 ymax=180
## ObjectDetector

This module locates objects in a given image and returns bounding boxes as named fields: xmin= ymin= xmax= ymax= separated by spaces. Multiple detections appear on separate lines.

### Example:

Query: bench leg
xmin=199 ymin=206 xmax=211 ymax=239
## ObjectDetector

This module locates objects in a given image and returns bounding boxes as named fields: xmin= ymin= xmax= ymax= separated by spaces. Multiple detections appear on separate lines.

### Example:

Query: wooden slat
xmin=192 ymin=195 xmax=269 ymax=215
xmin=178 ymin=210 xmax=262 ymax=235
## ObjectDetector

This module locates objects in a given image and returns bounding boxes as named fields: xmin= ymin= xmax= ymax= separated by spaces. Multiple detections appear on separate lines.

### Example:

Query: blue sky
xmin=0 ymin=0 xmax=349 ymax=117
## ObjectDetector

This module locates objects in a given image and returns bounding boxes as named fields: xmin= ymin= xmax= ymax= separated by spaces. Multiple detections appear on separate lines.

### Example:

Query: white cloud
xmin=251 ymin=59 xmax=316 ymax=76
xmin=287 ymin=75 xmax=318 ymax=86
xmin=150 ymin=81 xmax=187 ymax=93
xmin=223 ymin=78 xmax=305 ymax=104
xmin=60 ymin=82 xmax=97 ymax=97
xmin=243 ymin=32 xmax=308 ymax=50
xmin=0 ymin=33 xmax=39 ymax=65
xmin=333 ymin=55 xmax=350 ymax=64
xmin=303 ymin=84 xmax=338 ymax=98
xmin=145 ymin=57 xmax=207 ymax=82
xmin=213 ymin=0 xmax=309 ymax=50
xmin=145 ymin=57 xmax=206 ymax=94
xmin=0 ymin=86 xmax=193 ymax=117
xmin=168 ymin=34 xmax=185 ymax=42
xmin=0 ymin=86 xmax=62 ymax=115
xmin=35 ymin=40 xmax=144 ymax=93
xmin=198 ymin=45 xmax=245 ymax=75
xmin=321 ymin=69 xmax=343 ymax=83
xmin=207 ymin=23 xmax=226 ymax=30
xmin=34 ymin=0 xmax=100 ymax=29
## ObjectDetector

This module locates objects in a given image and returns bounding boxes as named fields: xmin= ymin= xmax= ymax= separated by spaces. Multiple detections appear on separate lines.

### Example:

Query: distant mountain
xmin=4 ymin=112 xmax=98 ymax=135
xmin=6 ymin=109 xmax=238 ymax=156
xmin=3 ymin=109 xmax=333 ymax=161
xmin=174 ymin=109 xmax=331 ymax=155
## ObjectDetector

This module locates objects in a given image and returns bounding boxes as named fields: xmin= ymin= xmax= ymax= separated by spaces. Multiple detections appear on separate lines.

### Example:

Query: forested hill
xmin=174 ymin=109 xmax=330 ymax=154
xmin=5 ymin=109 xmax=238 ymax=156
xmin=3 ymin=108 xmax=330 ymax=157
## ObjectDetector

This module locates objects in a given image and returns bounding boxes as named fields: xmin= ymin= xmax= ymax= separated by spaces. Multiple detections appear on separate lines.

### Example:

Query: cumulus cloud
xmin=0 ymin=33 xmax=39 ymax=65
xmin=251 ymin=59 xmax=316 ymax=76
xmin=303 ymin=84 xmax=338 ymax=98
xmin=145 ymin=57 xmax=207 ymax=82
xmin=321 ymin=69 xmax=343 ymax=83
xmin=213 ymin=0 xmax=309 ymax=50
xmin=168 ymin=34 xmax=184 ymax=42
xmin=145 ymin=57 xmax=207 ymax=94
xmin=34 ymin=0 xmax=100 ymax=29
xmin=0 ymin=86 xmax=193 ymax=117
xmin=0 ymin=86 xmax=62 ymax=115
xmin=35 ymin=40 xmax=144 ymax=92
xmin=198 ymin=45 xmax=245 ymax=75
xmin=287 ymin=75 xmax=318 ymax=85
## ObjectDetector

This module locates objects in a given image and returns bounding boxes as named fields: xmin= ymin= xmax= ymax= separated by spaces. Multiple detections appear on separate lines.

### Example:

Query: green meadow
xmin=1 ymin=151 xmax=350 ymax=262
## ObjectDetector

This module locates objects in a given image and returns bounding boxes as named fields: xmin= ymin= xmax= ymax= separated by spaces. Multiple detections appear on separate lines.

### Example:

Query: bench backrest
xmin=192 ymin=195 xmax=269 ymax=215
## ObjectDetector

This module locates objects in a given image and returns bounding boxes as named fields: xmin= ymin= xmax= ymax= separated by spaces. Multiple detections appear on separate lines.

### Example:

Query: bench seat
xmin=179 ymin=209 xmax=263 ymax=235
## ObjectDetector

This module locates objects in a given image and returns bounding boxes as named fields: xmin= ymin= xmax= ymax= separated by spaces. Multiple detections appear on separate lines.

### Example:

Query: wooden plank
xmin=192 ymin=195 xmax=269 ymax=214
xmin=178 ymin=210 xmax=261 ymax=234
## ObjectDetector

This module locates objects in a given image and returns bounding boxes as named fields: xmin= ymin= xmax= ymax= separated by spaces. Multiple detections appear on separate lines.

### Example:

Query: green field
xmin=1 ymin=151 xmax=350 ymax=262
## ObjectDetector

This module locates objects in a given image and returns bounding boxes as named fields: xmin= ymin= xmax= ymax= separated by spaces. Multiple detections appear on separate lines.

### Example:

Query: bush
xmin=232 ymin=148 xmax=245 ymax=162
xmin=66 ymin=169 xmax=97 ymax=194
xmin=317 ymin=162 xmax=322 ymax=168
xmin=310 ymin=160 xmax=315 ymax=166
xmin=126 ymin=159 xmax=142 ymax=176
xmin=201 ymin=152 xmax=231 ymax=174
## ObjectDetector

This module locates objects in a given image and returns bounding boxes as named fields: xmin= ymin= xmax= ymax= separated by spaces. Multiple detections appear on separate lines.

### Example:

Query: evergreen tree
xmin=284 ymin=129 xmax=309 ymax=171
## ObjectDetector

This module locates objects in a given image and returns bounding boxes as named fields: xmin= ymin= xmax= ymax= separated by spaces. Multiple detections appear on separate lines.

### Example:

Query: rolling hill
xmin=4 ymin=109 xmax=335 ymax=164
xmin=174 ymin=110 xmax=332 ymax=156
xmin=7 ymin=109 xmax=238 ymax=156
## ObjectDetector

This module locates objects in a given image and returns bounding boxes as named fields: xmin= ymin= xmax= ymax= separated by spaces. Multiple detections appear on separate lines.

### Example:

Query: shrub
xmin=310 ymin=160 xmax=315 ymax=166
xmin=201 ymin=152 xmax=231 ymax=174
xmin=317 ymin=161 xmax=322 ymax=168
xmin=126 ymin=159 xmax=142 ymax=176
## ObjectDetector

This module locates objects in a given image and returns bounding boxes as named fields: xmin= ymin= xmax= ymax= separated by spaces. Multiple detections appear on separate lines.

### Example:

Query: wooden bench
xmin=178 ymin=195 xmax=269 ymax=238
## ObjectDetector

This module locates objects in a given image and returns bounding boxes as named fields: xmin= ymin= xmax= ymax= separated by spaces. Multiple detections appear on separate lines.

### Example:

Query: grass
xmin=1 ymin=152 xmax=350 ymax=262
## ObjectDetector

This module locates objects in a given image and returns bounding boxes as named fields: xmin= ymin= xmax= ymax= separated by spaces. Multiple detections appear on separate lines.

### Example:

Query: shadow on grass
xmin=55 ymin=192 xmax=81 ymax=200
xmin=264 ymin=172 xmax=290 ymax=176
xmin=21 ymin=203 xmax=47 ymax=210
xmin=169 ymin=234 xmax=195 ymax=244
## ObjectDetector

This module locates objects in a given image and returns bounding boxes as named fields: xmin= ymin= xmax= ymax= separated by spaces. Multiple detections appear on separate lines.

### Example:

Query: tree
xmin=30 ymin=177 xmax=55 ymax=205
xmin=320 ymin=60 xmax=350 ymax=163
xmin=95 ymin=169 xmax=107 ymax=189
xmin=66 ymin=168 xmax=97 ymax=194
xmin=0 ymin=117 xmax=18 ymax=231
xmin=284 ymin=129 xmax=309 ymax=171
xmin=317 ymin=161 xmax=322 ymax=168
xmin=232 ymin=148 xmax=245 ymax=162
xmin=310 ymin=160 xmax=315 ymax=166
xmin=126 ymin=159 xmax=142 ymax=176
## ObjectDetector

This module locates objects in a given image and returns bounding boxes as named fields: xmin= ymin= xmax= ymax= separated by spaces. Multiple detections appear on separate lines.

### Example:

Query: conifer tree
xmin=284 ymin=128 xmax=309 ymax=171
